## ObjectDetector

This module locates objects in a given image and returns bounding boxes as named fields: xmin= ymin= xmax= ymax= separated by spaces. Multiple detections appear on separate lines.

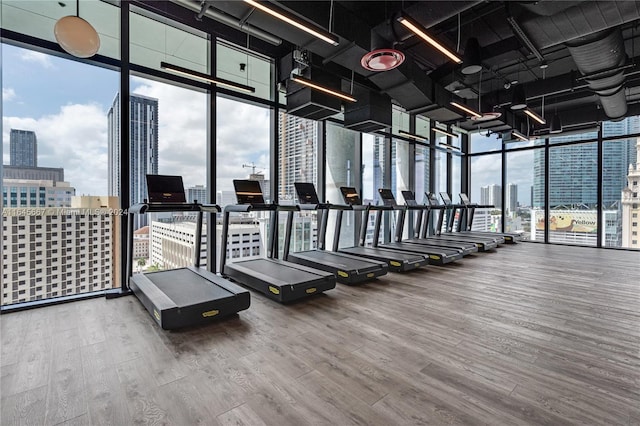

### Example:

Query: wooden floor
xmin=1 ymin=243 xmax=639 ymax=426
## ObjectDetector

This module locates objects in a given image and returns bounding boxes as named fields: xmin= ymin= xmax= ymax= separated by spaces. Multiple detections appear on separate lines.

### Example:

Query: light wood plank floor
xmin=1 ymin=243 xmax=639 ymax=425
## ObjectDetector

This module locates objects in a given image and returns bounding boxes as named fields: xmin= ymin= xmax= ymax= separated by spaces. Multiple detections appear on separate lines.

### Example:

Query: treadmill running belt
xmin=145 ymin=269 xmax=234 ymax=306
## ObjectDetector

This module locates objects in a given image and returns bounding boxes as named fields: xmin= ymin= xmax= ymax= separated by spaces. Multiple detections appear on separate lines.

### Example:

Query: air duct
xmin=565 ymin=29 xmax=627 ymax=120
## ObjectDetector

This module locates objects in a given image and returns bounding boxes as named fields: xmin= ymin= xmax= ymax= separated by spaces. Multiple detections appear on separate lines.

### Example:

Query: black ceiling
xmin=160 ymin=0 xmax=640 ymax=136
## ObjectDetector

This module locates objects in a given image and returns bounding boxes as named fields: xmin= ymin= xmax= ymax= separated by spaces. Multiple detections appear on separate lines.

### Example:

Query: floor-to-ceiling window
xmin=2 ymin=44 xmax=119 ymax=306
xmin=469 ymin=132 xmax=503 ymax=233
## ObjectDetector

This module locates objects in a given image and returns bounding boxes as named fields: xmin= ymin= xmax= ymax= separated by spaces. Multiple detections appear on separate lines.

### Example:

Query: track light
xmin=511 ymin=85 xmax=527 ymax=110
xmin=461 ymin=37 xmax=482 ymax=75
xmin=398 ymin=130 xmax=427 ymax=141
xmin=397 ymin=14 xmax=462 ymax=64
xmin=450 ymin=101 xmax=482 ymax=119
xmin=433 ymin=127 xmax=458 ymax=138
xmin=523 ymin=108 xmax=546 ymax=125
xmin=160 ymin=62 xmax=255 ymax=93
xmin=439 ymin=142 xmax=460 ymax=151
xmin=244 ymin=0 xmax=339 ymax=46
xmin=512 ymin=129 xmax=528 ymax=141
xmin=550 ymin=113 xmax=562 ymax=133
xmin=290 ymin=75 xmax=357 ymax=102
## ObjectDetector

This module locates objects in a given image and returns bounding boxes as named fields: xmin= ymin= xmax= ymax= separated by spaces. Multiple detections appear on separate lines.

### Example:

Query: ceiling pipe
xmin=171 ymin=0 xmax=282 ymax=46
xmin=566 ymin=28 xmax=627 ymax=120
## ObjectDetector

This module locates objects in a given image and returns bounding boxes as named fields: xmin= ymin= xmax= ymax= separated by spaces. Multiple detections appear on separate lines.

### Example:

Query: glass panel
xmin=277 ymin=112 xmax=319 ymax=254
xmin=549 ymin=128 xmax=598 ymax=144
xmin=414 ymin=145 xmax=430 ymax=204
xmin=470 ymin=131 xmax=502 ymax=153
xmin=601 ymin=116 xmax=640 ymax=247
xmin=1 ymin=0 xmax=120 ymax=60
xmin=451 ymin=154 xmax=461 ymax=203
xmin=2 ymin=44 xmax=118 ymax=306
xmin=217 ymin=40 xmax=273 ymax=101
xmin=362 ymin=134 xmax=385 ymax=245
xmin=548 ymin=143 xmax=597 ymax=246
xmin=415 ymin=115 xmax=429 ymax=139
xmin=391 ymin=139 xmax=410 ymax=239
xmin=506 ymin=149 xmax=545 ymax=240
xmin=326 ymin=124 xmax=359 ymax=249
xmin=216 ymin=97 xmax=271 ymax=266
xmin=469 ymin=153 xmax=502 ymax=233
xmin=392 ymin=107 xmax=409 ymax=134
xmin=130 ymin=8 xmax=209 ymax=74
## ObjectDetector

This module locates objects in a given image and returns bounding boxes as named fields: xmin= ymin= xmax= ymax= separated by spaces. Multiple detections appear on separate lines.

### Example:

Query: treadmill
xmin=127 ymin=175 xmax=250 ymax=330
xmin=283 ymin=183 xmax=388 ymax=284
xmin=431 ymin=192 xmax=503 ymax=250
xmin=330 ymin=187 xmax=434 ymax=269
xmin=220 ymin=180 xmax=336 ymax=303
xmin=457 ymin=193 xmax=524 ymax=243
xmin=366 ymin=189 xmax=467 ymax=264
xmin=383 ymin=189 xmax=478 ymax=255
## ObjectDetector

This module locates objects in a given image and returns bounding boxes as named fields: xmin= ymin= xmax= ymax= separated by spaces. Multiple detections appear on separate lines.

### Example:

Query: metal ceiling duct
xmin=565 ymin=29 xmax=627 ymax=120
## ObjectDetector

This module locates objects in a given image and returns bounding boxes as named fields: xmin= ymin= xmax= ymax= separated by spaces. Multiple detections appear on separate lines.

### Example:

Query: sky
xmin=2 ymin=44 xmax=270 ymax=197
xmin=3 ymin=42 xmax=534 ymax=204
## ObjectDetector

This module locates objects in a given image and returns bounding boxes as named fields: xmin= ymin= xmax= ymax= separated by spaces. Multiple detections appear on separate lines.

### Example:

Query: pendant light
xmin=54 ymin=0 xmax=100 ymax=58
xmin=461 ymin=37 xmax=482 ymax=75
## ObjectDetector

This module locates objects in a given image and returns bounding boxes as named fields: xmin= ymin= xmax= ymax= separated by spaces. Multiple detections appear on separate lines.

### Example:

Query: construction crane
xmin=242 ymin=162 xmax=264 ymax=175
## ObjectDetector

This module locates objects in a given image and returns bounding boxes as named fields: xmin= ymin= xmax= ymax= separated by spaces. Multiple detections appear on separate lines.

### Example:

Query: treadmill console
xmin=294 ymin=182 xmax=320 ymax=204
xmin=426 ymin=193 xmax=440 ymax=207
xmin=402 ymin=190 xmax=419 ymax=207
xmin=378 ymin=188 xmax=397 ymax=207
xmin=233 ymin=179 xmax=266 ymax=205
xmin=439 ymin=192 xmax=453 ymax=205
xmin=339 ymin=187 xmax=362 ymax=205
xmin=459 ymin=193 xmax=471 ymax=205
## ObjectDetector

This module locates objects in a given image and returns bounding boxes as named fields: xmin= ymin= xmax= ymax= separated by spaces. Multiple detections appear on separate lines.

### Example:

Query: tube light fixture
xmin=244 ymin=0 xmax=339 ymax=46
xmin=512 ymin=129 xmax=528 ymax=141
xmin=450 ymin=101 xmax=482 ymax=119
xmin=397 ymin=14 xmax=462 ymax=64
xmin=398 ymin=130 xmax=427 ymax=141
xmin=523 ymin=108 xmax=546 ymax=125
xmin=439 ymin=142 xmax=460 ymax=151
xmin=290 ymin=75 xmax=357 ymax=102
xmin=161 ymin=62 xmax=256 ymax=93
xmin=433 ymin=127 xmax=458 ymax=138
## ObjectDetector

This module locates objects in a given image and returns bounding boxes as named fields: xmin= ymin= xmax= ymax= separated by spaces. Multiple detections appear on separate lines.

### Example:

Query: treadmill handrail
xmin=130 ymin=202 xmax=202 ymax=214
xmin=276 ymin=204 xmax=300 ymax=212
xmin=200 ymin=204 xmax=221 ymax=213
xmin=223 ymin=203 xmax=277 ymax=213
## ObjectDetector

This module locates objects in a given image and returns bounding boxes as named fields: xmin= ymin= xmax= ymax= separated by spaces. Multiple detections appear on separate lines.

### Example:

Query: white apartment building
xmin=621 ymin=138 xmax=640 ymax=248
xmin=150 ymin=221 xmax=208 ymax=270
xmin=1 ymin=208 xmax=114 ymax=306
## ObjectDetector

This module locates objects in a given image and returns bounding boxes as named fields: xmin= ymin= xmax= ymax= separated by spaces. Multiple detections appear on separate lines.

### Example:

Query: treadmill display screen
xmin=339 ymin=187 xmax=362 ymax=205
xmin=459 ymin=193 xmax=470 ymax=204
xmin=426 ymin=193 xmax=439 ymax=206
xmin=294 ymin=182 xmax=319 ymax=204
xmin=233 ymin=180 xmax=265 ymax=204
xmin=146 ymin=175 xmax=187 ymax=203
xmin=378 ymin=188 xmax=396 ymax=206
xmin=402 ymin=191 xmax=419 ymax=206
xmin=440 ymin=192 xmax=452 ymax=205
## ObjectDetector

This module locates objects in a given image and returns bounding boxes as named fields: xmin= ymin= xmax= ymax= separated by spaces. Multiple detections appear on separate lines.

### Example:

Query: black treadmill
xmin=127 ymin=175 xmax=250 ymax=330
xmin=331 ymin=187 xmax=435 ymax=269
xmin=457 ymin=193 xmax=524 ymax=243
xmin=220 ymin=180 xmax=336 ymax=303
xmin=431 ymin=192 xmax=503 ymax=250
xmin=385 ymin=190 xmax=478 ymax=255
xmin=366 ymin=189 xmax=466 ymax=264
xmin=283 ymin=183 xmax=388 ymax=284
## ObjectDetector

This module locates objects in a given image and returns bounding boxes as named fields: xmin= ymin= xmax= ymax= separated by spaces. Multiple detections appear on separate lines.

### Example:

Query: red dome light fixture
xmin=361 ymin=48 xmax=405 ymax=71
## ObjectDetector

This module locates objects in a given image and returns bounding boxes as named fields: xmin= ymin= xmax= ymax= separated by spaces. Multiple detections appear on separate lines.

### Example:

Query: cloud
xmin=3 ymin=103 xmax=109 ymax=196
xmin=2 ymin=88 xmax=16 ymax=101
xmin=19 ymin=50 xmax=54 ymax=69
xmin=131 ymin=78 xmax=270 ymax=194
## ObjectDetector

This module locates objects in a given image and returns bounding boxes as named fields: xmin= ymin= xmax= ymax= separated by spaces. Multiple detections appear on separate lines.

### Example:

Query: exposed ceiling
xmin=162 ymin=0 xmax=640 ymax=137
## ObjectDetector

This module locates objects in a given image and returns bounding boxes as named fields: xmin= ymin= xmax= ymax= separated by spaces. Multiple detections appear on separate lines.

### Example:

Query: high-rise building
xmin=9 ymin=129 xmax=37 ymax=167
xmin=278 ymin=113 xmax=317 ymax=201
xmin=533 ymin=117 xmax=639 ymax=207
xmin=2 ymin=179 xmax=76 ymax=207
xmin=506 ymin=183 xmax=518 ymax=214
xmin=107 ymin=93 xmax=159 ymax=229
xmin=621 ymin=138 xmax=640 ymax=249
xmin=480 ymin=184 xmax=502 ymax=208
xmin=186 ymin=185 xmax=207 ymax=204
